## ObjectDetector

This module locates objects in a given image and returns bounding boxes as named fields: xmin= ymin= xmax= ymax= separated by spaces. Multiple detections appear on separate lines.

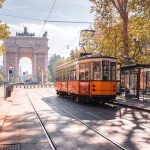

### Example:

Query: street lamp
xmin=122 ymin=36 xmax=143 ymax=64
xmin=131 ymin=35 xmax=143 ymax=60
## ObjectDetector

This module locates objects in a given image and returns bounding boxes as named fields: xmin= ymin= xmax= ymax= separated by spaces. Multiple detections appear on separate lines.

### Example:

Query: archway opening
xmin=19 ymin=57 xmax=32 ymax=83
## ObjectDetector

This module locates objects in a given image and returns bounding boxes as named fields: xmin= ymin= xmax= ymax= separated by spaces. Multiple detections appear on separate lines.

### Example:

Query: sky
xmin=0 ymin=0 xmax=94 ymax=73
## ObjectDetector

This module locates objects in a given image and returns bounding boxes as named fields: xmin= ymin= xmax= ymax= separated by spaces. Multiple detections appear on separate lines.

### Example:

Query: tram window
xmin=73 ymin=65 xmax=76 ymax=80
xmin=102 ymin=60 xmax=109 ymax=81
xmin=68 ymin=67 xmax=71 ymax=81
xmin=70 ymin=66 xmax=73 ymax=80
xmin=57 ymin=71 xmax=59 ymax=81
xmin=111 ymin=62 xmax=116 ymax=81
xmin=146 ymin=71 xmax=150 ymax=89
xmin=57 ymin=70 xmax=59 ymax=80
xmin=85 ymin=63 xmax=90 ymax=80
xmin=66 ymin=67 xmax=69 ymax=81
xmin=93 ymin=62 xmax=101 ymax=80
xmin=69 ymin=65 xmax=75 ymax=80
xmin=60 ymin=69 xmax=63 ymax=81
xmin=64 ymin=68 xmax=67 ymax=81
xmin=55 ymin=70 xmax=58 ymax=81
xmin=79 ymin=63 xmax=85 ymax=80
xmin=62 ymin=68 xmax=64 ymax=81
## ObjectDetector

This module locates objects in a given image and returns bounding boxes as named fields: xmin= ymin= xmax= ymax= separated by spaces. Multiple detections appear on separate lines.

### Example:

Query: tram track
xmin=26 ymin=92 xmax=58 ymax=150
xmin=35 ymin=91 xmax=127 ymax=150
xmin=45 ymin=89 xmax=150 ymax=129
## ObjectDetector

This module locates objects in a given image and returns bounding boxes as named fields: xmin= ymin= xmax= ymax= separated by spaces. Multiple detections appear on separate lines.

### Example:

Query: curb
xmin=115 ymin=102 xmax=150 ymax=113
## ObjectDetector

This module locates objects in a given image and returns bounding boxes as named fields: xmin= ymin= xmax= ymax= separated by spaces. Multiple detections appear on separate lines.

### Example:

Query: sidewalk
xmin=0 ymin=88 xmax=51 ymax=149
xmin=116 ymin=94 xmax=150 ymax=112
xmin=0 ymin=86 xmax=4 ymax=100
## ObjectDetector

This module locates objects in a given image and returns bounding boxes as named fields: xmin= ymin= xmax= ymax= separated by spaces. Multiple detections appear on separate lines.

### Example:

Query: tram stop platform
xmin=116 ymin=94 xmax=150 ymax=112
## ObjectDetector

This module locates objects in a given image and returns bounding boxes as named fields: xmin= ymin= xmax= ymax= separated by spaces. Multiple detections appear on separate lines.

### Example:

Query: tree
xmin=0 ymin=68 xmax=3 ymax=80
xmin=48 ymin=54 xmax=65 ymax=82
xmin=90 ymin=0 xmax=150 ymax=63
xmin=0 ymin=0 xmax=10 ymax=54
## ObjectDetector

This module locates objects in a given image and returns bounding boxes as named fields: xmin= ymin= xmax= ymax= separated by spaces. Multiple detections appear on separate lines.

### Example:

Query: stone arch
xmin=3 ymin=36 xmax=49 ymax=83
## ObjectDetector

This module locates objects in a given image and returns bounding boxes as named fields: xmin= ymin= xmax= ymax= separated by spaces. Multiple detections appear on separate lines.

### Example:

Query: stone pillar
xmin=3 ymin=53 xmax=7 ymax=82
xmin=33 ymin=53 xmax=37 ymax=81
xmin=45 ymin=53 xmax=48 ymax=82
xmin=15 ymin=53 xmax=19 ymax=82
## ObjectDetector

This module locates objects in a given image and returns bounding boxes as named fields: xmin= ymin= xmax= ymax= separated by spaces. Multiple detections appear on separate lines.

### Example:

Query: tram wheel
xmin=56 ymin=91 xmax=59 ymax=95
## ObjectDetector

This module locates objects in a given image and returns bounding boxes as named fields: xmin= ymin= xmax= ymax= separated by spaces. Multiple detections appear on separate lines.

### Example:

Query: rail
xmin=37 ymin=92 xmax=127 ymax=150
xmin=26 ymin=92 xmax=58 ymax=150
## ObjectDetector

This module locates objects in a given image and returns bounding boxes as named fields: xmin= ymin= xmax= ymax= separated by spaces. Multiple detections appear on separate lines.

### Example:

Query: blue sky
xmin=0 ymin=0 xmax=94 ymax=73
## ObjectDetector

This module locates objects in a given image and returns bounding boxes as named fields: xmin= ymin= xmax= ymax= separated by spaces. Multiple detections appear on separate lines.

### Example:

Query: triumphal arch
xmin=3 ymin=27 xmax=49 ymax=83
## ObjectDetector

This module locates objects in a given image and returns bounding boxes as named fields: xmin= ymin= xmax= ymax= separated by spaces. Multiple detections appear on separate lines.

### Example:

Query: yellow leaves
xmin=0 ymin=23 xmax=10 ymax=39
xmin=0 ymin=23 xmax=10 ymax=55
xmin=0 ymin=0 xmax=5 ymax=8
xmin=0 ymin=44 xmax=6 ymax=55
xmin=0 ymin=0 xmax=10 ymax=40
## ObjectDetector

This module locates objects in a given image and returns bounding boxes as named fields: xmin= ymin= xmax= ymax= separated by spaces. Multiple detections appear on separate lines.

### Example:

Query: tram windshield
xmin=93 ymin=62 xmax=101 ymax=80
xmin=93 ymin=60 xmax=116 ymax=81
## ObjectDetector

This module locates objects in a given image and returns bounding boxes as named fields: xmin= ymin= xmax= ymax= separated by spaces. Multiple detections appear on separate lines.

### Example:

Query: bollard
xmin=5 ymin=85 xmax=11 ymax=98
xmin=7 ymin=86 xmax=11 ymax=97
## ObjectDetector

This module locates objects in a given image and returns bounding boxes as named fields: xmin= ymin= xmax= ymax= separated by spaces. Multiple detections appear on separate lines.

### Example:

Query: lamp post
xmin=122 ymin=36 xmax=143 ymax=64
xmin=131 ymin=36 xmax=143 ymax=61
xmin=132 ymin=36 xmax=143 ymax=100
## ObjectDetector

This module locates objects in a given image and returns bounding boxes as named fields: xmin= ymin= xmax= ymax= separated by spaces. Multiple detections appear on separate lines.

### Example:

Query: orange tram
xmin=55 ymin=54 xmax=118 ymax=104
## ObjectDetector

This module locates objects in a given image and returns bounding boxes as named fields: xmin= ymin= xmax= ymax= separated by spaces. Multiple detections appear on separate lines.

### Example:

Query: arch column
xmin=15 ymin=53 xmax=19 ymax=82
xmin=3 ymin=53 xmax=7 ymax=81
xmin=32 ymin=53 xmax=37 ymax=81
xmin=45 ymin=53 xmax=48 ymax=82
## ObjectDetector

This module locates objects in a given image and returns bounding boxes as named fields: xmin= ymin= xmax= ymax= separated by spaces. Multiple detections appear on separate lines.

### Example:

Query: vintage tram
xmin=55 ymin=54 xmax=119 ymax=104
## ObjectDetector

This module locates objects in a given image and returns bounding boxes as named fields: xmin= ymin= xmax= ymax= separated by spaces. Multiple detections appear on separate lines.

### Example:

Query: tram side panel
xmin=61 ymin=82 xmax=68 ymax=93
xmin=55 ymin=81 xmax=61 ymax=92
xmin=68 ymin=81 xmax=79 ymax=94
xmin=90 ymin=81 xmax=116 ymax=101
xmin=79 ymin=81 xmax=90 ymax=95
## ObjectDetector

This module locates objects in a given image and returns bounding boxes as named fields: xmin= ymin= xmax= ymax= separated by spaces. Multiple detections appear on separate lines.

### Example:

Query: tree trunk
xmin=123 ymin=17 xmax=129 ymax=58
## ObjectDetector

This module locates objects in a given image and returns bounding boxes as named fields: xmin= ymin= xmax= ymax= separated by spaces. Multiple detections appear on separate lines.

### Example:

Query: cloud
xmin=1 ymin=0 xmax=94 ymax=59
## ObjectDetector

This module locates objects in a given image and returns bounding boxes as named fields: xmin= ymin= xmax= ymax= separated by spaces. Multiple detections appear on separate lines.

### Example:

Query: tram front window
xmin=102 ymin=60 xmax=109 ymax=81
xmin=93 ymin=62 xmax=101 ymax=80
xmin=111 ymin=62 xmax=116 ymax=81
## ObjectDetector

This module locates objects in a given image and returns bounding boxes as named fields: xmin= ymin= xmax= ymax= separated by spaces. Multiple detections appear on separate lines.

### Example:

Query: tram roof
xmin=78 ymin=54 xmax=117 ymax=60
xmin=56 ymin=54 xmax=117 ymax=69
xmin=121 ymin=64 xmax=150 ymax=70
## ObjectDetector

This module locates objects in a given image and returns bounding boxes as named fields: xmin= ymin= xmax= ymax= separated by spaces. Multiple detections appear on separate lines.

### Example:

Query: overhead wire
xmin=0 ymin=12 xmax=93 ymax=58
xmin=0 ymin=13 xmax=92 ymax=24
xmin=56 ymin=25 xmax=93 ymax=56
xmin=39 ymin=0 xmax=57 ymax=36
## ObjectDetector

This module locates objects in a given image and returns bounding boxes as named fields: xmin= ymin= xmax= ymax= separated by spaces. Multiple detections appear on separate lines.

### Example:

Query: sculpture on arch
xmin=16 ymin=26 xmax=35 ymax=37
xmin=42 ymin=31 xmax=48 ymax=38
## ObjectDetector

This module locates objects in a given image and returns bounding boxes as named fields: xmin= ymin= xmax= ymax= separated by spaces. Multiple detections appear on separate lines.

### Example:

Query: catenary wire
xmin=0 ymin=13 xmax=92 ymax=24
xmin=39 ymin=0 xmax=57 ymax=36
